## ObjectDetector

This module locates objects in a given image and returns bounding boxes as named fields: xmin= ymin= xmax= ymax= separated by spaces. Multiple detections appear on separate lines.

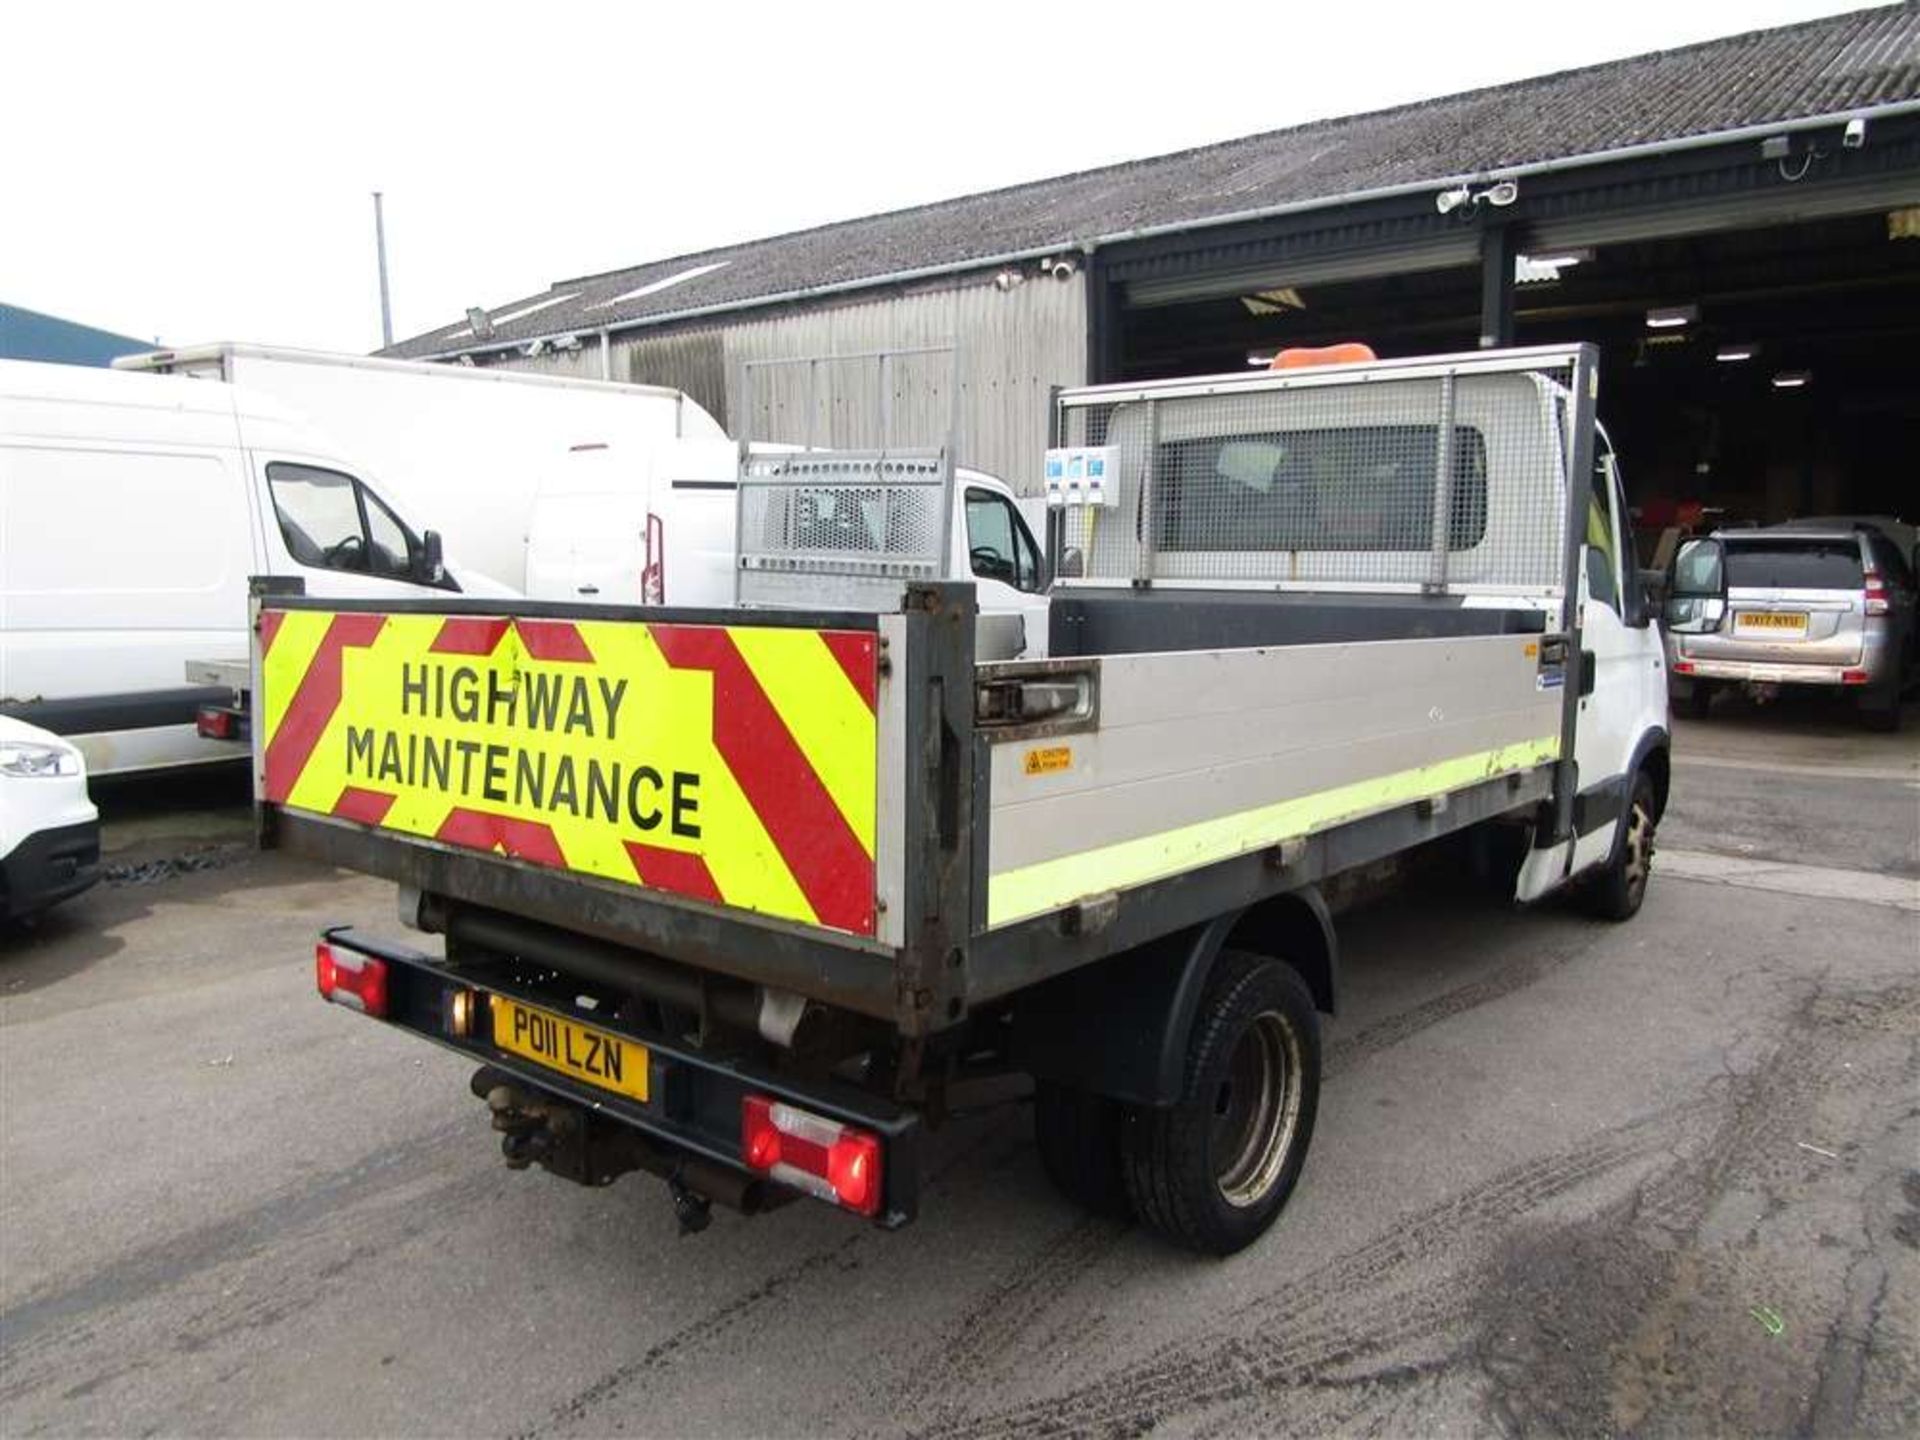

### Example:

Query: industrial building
xmin=386 ymin=5 xmax=1920 ymax=531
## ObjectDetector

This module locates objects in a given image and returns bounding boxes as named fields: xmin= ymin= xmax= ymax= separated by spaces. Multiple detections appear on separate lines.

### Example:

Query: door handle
xmin=577 ymin=585 xmax=600 ymax=596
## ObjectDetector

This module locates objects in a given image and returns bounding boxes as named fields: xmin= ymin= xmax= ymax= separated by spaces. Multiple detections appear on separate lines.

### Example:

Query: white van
xmin=0 ymin=360 xmax=509 ymax=775
xmin=119 ymin=343 xmax=726 ymax=594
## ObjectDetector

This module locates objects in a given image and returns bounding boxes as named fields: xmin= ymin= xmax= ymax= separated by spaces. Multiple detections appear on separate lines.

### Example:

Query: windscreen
xmin=1153 ymin=425 xmax=1488 ymax=553
xmin=1723 ymin=539 xmax=1863 ymax=590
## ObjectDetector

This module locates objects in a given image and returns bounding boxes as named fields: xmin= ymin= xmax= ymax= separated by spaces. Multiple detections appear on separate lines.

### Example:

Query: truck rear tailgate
xmin=259 ymin=601 xmax=887 ymax=937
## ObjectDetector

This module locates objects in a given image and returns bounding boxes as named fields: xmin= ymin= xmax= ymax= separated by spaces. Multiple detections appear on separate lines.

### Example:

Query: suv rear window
xmin=1722 ymin=539 xmax=1863 ymax=590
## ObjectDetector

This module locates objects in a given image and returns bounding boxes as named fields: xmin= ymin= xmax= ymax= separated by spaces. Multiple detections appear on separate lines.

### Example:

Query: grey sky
xmin=4 ymin=0 xmax=1872 ymax=354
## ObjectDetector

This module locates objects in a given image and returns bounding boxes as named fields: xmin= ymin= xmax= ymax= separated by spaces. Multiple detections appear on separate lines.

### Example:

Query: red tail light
xmin=741 ymin=1095 xmax=883 ymax=1216
xmin=196 ymin=707 xmax=237 ymax=740
xmin=1863 ymin=569 xmax=1889 ymax=617
xmin=316 ymin=942 xmax=389 ymax=1017
xmin=1842 ymin=668 xmax=1870 ymax=686
xmin=1672 ymin=659 xmax=1696 ymax=675
xmin=641 ymin=512 xmax=666 ymax=604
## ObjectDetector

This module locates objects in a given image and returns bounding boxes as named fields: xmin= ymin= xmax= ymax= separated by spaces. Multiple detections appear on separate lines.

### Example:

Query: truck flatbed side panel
xmin=986 ymin=632 xmax=1560 ymax=927
xmin=258 ymin=604 xmax=885 ymax=938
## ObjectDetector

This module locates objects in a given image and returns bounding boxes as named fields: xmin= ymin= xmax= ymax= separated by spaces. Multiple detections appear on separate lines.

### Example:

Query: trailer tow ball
xmin=480 ymin=1077 xmax=567 ymax=1169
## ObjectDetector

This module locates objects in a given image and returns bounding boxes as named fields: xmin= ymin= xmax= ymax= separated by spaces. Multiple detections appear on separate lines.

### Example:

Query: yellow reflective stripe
xmin=986 ymin=736 xmax=1562 ymax=928
xmin=730 ymin=627 xmax=876 ymax=858
xmin=258 ymin=609 xmax=333 ymax=748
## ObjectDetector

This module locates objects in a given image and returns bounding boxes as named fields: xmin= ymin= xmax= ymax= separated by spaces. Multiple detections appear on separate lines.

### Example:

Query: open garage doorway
xmin=1112 ymin=210 xmax=1920 ymax=546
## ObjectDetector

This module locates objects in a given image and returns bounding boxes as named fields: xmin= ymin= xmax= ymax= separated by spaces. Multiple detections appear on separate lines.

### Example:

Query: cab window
xmin=964 ymin=489 xmax=1043 ymax=593
xmin=1585 ymin=443 xmax=1621 ymax=615
xmin=266 ymin=462 xmax=415 ymax=580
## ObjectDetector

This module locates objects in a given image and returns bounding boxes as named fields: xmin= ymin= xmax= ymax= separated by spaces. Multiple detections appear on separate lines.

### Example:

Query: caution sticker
xmin=1023 ymin=745 xmax=1072 ymax=776
xmin=259 ymin=609 xmax=879 ymax=935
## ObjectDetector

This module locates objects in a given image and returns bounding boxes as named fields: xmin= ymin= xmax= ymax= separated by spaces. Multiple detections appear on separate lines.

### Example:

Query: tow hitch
xmin=467 ymin=1066 xmax=772 ymax=1227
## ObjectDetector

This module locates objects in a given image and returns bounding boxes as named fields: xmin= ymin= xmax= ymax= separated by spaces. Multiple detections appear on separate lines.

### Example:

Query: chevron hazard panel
xmin=259 ymin=609 xmax=879 ymax=936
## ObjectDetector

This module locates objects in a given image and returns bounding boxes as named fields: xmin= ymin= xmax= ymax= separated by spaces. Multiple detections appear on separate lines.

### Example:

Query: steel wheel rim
xmin=1211 ymin=1010 xmax=1304 ymax=1209
xmin=1623 ymin=799 xmax=1654 ymax=901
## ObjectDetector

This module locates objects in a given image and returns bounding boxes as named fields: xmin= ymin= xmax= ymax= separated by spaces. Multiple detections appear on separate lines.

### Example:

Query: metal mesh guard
xmin=1060 ymin=359 xmax=1578 ymax=593
xmin=737 ymin=451 xmax=950 ymax=606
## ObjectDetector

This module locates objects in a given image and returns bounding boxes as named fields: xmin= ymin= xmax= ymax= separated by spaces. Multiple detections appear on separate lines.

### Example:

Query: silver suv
xmin=1665 ymin=523 xmax=1917 ymax=731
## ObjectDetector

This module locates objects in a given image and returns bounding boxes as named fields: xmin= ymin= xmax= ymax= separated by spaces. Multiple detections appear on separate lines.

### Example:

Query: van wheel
xmin=1120 ymin=950 xmax=1320 ymax=1255
xmin=1582 ymin=771 xmax=1657 ymax=921
xmin=1033 ymin=1081 xmax=1132 ymax=1219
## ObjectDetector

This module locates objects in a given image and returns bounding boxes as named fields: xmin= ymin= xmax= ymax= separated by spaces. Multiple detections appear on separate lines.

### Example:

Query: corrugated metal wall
xmin=481 ymin=272 xmax=1085 ymax=495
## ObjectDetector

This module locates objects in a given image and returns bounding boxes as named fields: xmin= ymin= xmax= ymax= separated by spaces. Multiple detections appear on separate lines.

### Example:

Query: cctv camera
xmin=1435 ymin=186 xmax=1471 ymax=216
xmin=1048 ymin=258 xmax=1077 ymax=282
xmin=1844 ymin=117 xmax=1867 ymax=149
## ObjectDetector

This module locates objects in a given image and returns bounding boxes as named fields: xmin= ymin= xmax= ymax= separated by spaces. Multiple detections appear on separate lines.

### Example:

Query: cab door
xmin=1568 ymin=433 xmax=1662 ymax=876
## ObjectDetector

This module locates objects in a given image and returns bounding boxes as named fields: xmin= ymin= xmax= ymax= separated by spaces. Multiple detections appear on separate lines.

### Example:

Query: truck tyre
xmin=1120 ymin=950 xmax=1320 ymax=1255
xmin=1033 ymin=1081 xmax=1132 ymax=1219
xmin=1581 ymin=770 xmax=1657 ymax=921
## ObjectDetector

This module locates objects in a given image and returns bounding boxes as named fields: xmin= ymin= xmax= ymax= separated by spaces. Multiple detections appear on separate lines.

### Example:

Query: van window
xmin=965 ymin=489 xmax=1043 ymax=592
xmin=266 ymin=463 xmax=415 ymax=580
xmin=1722 ymin=539 xmax=1863 ymax=591
xmin=1154 ymin=425 xmax=1488 ymax=553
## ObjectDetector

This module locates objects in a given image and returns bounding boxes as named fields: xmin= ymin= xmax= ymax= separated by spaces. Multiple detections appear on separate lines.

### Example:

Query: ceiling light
xmin=1247 ymin=350 xmax=1277 ymax=367
xmin=1716 ymin=345 xmax=1756 ymax=363
xmin=1772 ymin=370 xmax=1811 ymax=389
xmin=1240 ymin=287 xmax=1305 ymax=316
xmin=1646 ymin=305 xmax=1698 ymax=329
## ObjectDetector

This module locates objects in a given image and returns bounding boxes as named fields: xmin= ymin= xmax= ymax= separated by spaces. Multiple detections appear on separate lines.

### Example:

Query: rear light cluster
xmin=316 ymin=942 xmax=389 ymax=1016
xmin=1672 ymin=659 xmax=1696 ymax=675
xmin=1863 ymin=569 xmax=1890 ymax=617
xmin=1842 ymin=669 xmax=1871 ymax=686
xmin=740 ymin=1094 xmax=883 ymax=1216
xmin=196 ymin=706 xmax=242 ymax=741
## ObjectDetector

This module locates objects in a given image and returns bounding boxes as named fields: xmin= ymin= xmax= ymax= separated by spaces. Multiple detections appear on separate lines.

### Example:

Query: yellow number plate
xmin=1735 ymin=611 xmax=1807 ymax=634
xmin=489 ymin=996 xmax=649 ymax=1103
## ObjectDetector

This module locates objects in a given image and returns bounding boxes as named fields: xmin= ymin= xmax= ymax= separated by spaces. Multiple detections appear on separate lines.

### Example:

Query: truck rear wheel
xmin=1033 ymin=1081 xmax=1132 ymax=1218
xmin=1120 ymin=950 xmax=1320 ymax=1255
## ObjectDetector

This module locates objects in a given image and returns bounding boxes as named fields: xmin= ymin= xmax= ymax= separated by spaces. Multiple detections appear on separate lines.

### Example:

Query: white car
xmin=0 ymin=717 xmax=100 ymax=920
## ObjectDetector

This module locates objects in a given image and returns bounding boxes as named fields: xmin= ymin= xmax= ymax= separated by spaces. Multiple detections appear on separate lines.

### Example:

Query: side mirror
xmin=416 ymin=529 xmax=446 ymax=585
xmin=1664 ymin=537 xmax=1725 ymax=633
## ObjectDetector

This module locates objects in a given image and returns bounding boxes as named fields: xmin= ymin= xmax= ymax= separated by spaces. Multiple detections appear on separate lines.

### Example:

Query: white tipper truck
xmin=252 ymin=344 xmax=1670 ymax=1254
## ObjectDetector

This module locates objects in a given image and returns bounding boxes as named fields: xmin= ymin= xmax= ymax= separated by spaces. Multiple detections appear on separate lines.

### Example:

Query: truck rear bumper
xmin=319 ymin=927 xmax=922 ymax=1225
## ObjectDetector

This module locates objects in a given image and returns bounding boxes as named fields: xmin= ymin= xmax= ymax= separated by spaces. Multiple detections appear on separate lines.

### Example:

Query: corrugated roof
xmin=385 ymin=4 xmax=1920 ymax=359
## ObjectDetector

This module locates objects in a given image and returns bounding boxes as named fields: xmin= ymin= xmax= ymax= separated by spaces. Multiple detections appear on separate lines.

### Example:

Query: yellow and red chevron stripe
xmin=259 ymin=608 xmax=879 ymax=936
